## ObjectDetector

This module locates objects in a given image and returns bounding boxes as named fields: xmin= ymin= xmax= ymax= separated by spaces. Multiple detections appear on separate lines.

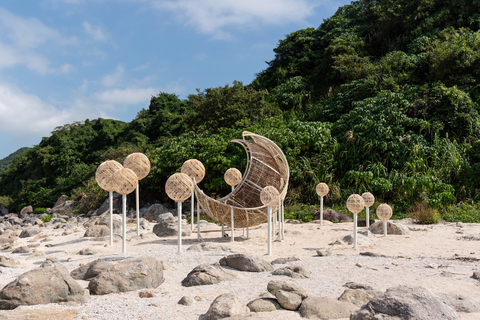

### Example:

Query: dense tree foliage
xmin=0 ymin=147 xmax=30 ymax=173
xmin=1 ymin=0 xmax=480 ymax=220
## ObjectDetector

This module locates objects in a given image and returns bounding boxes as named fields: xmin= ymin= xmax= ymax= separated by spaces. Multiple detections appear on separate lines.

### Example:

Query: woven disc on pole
xmin=346 ymin=194 xmax=365 ymax=214
xmin=181 ymin=159 xmax=205 ymax=183
xmin=361 ymin=192 xmax=375 ymax=207
xmin=260 ymin=186 xmax=280 ymax=207
xmin=376 ymin=203 xmax=393 ymax=221
xmin=124 ymin=153 xmax=150 ymax=180
xmin=315 ymin=183 xmax=329 ymax=197
xmin=112 ymin=168 xmax=138 ymax=195
xmin=95 ymin=160 xmax=123 ymax=192
xmin=224 ymin=168 xmax=242 ymax=187
xmin=166 ymin=173 xmax=194 ymax=202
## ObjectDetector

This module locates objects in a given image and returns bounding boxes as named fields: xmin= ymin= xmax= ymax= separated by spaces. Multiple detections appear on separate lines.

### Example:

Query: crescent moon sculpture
xmin=194 ymin=131 xmax=289 ymax=228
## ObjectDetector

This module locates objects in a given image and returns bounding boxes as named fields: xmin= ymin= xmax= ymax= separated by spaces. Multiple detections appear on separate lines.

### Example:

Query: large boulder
xmin=53 ymin=195 xmax=69 ymax=208
xmin=142 ymin=204 xmax=171 ymax=222
xmin=0 ymin=256 xmax=24 ymax=268
xmin=87 ymin=257 xmax=165 ymax=295
xmin=182 ymin=264 xmax=236 ymax=287
xmin=0 ymin=235 xmax=16 ymax=245
xmin=83 ymin=225 xmax=110 ymax=238
xmin=219 ymin=254 xmax=274 ymax=272
xmin=267 ymin=280 xmax=307 ymax=311
xmin=0 ymin=262 xmax=88 ymax=309
xmin=338 ymin=288 xmax=375 ymax=307
xmin=96 ymin=211 xmax=122 ymax=234
xmin=350 ymin=286 xmax=459 ymax=320
xmin=50 ymin=200 xmax=79 ymax=216
xmin=19 ymin=206 xmax=33 ymax=218
xmin=152 ymin=212 xmax=191 ymax=237
xmin=439 ymin=293 xmax=480 ymax=313
xmin=342 ymin=233 xmax=373 ymax=246
xmin=299 ymin=297 xmax=358 ymax=319
xmin=313 ymin=209 xmax=352 ymax=222
xmin=271 ymin=266 xmax=310 ymax=279
xmin=369 ymin=221 xmax=410 ymax=235
xmin=247 ymin=298 xmax=282 ymax=312
xmin=203 ymin=293 xmax=250 ymax=320
xmin=95 ymin=192 xmax=123 ymax=216
xmin=19 ymin=226 xmax=40 ymax=238
xmin=70 ymin=259 xmax=114 ymax=280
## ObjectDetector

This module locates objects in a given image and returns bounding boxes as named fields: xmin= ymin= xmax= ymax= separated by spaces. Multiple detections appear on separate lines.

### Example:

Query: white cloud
xmin=95 ymin=87 xmax=157 ymax=105
xmin=83 ymin=22 xmax=108 ymax=42
xmin=101 ymin=65 xmax=125 ymax=87
xmin=153 ymin=0 xmax=317 ymax=39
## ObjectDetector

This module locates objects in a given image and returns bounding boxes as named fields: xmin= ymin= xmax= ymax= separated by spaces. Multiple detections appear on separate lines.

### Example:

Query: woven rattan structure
xmin=181 ymin=159 xmax=205 ymax=183
xmin=225 ymin=168 xmax=242 ymax=187
xmin=361 ymin=192 xmax=375 ymax=207
xmin=194 ymin=132 xmax=289 ymax=228
xmin=346 ymin=194 xmax=365 ymax=214
xmin=96 ymin=160 xmax=123 ymax=192
xmin=261 ymin=186 xmax=280 ymax=207
xmin=124 ymin=153 xmax=150 ymax=180
xmin=316 ymin=183 xmax=329 ymax=197
xmin=166 ymin=173 xmax=194 ymax=202
xmin=113 ymin=168 xmax=138 ymax=195
xmin=376 ymin=203 xmax=393 ymax=220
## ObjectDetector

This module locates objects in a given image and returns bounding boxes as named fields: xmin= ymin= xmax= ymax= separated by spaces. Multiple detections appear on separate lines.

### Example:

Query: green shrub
xmin=408 ymin=202 xmax=440 ymax=224
xmin=34 ymin=208 xmax=46 ymax=215
xmin=40 ymin=214 xmax=53 ymax=223
xmin=284 ymin=203 xmax=318 ymax=222
xmin=0 ymin=196 xmax=11 ymax=208
xmin=442 ymin=202 xmax=480 ymax=223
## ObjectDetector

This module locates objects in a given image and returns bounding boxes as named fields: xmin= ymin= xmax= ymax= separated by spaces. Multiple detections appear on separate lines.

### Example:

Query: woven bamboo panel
xmin=260 ymin=186 xmax=279 ymax=207
xmin=361 ymin=192 xmax=375 ymax=207
xmin=376 ymin=203 xmax=393 ymax=221
xmin=165 ymin=172 xmax=194 ymax=202
xmin=224 ymin=168 xmax=242 ymax=186
xmin=346 ymin=194 xmax=365 ymax=214
xmin=113 ymin=168 xmax=138 ymax=195
xmin=124 ymin=153 xmax=150 ymax=180
xmin=96 ymin=160 xmax=123 ymax=192
xmin=181 ymin=159 xmax=205 ymax=183
xmin=316 ymin=183 xmax=329 ymax=197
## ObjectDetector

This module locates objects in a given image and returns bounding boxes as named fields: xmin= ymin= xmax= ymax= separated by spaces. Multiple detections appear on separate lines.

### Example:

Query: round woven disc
xmin=376 ymin=203 xmax=393 ymax=221
xmin=224 ymin=168 xmax=242 ymax=186
xmin=346 ymin=194 xmax=365 ymax=214
xmin=361 ymin=192 xmax=375 ymax=207
xmin=112 ymin=168 xmax=138 ymax=195
xmin=260 ymin=186 xmax=280 ymax=207
xmin=165 ymin=173 xmax=194 ymax=202
xmin=95 ymin=160 xmax=123 ymax=192
xmin=316 ymin=183 xmax=329 ymax=197
xmin=124 ymin=153 xmax=150 ymax=180
xmin=181 ymin=159 xmax=205 ymax=183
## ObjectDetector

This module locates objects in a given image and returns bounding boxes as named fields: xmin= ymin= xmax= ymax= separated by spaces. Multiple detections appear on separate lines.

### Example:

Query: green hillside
xmin=1 ymin=0 xmax=480 ymax=222
xmin=0 ymin=147 xmax=30 ymax=173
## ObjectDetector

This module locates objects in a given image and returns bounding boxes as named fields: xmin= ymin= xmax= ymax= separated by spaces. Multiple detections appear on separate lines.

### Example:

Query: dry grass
xmin=408 ymin=202 xmax=441 ymax=224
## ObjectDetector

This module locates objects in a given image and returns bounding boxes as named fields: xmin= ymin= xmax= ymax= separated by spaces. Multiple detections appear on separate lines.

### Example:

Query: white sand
xmin=1 ymin=218 xmax=480 ymax=320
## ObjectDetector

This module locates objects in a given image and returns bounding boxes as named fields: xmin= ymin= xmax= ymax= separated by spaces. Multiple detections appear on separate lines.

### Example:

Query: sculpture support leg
xmin=267 ymin=206 xmax=272 ymax=255
xmin=231 ymin=186 xmax=234 ymax=242
xmin=320 ymin=196 xmax=324 ymax=226
xmin=384 ymin=220 xmax=388 ymax=237
xmin=122 ymin=194 xmax=126 ymax=254
xmin=178 ymin=202 xmax=182 ymax=253
xmin=354 ymin=213 xmax=358 ymax=249
xmin=190 ymin=187 xmax=194 ymax=232
xmin=366 ymin=207 xmax=370 ymax=228
xmin=136 ymin=184 xmax=140 ymax=236
xmin=109 ymin=191 xmax=113 ymax=247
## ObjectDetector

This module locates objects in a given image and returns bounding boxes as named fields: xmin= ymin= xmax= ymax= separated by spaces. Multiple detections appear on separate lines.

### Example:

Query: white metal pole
xmin=136 ymin=183 xmax=140 ymax=236
xmin=267 ymin=206 xmax=272 ymax=255
xmin=366 ymin=207 xmax=370 ymax=228
xmin=109 ymin=191 xmax=113 ymax=246
xmin=231 ymin=185 xmax=235 ymax=242
xmin=384 ymin=220 xmax=387 ymax=237
xmin=190 ymin=184 xmax=194 ymax=232
xmin=320 ymin=196 xmax=324 ymax=226
xmin=354 ymin=213 xmax=358 ymax=249
xmin=281 ymin=200 xmax=285 ymax=240
xmin=222 ymin=225 xmax=225 ymax=237
xmin=178 ymin=202 xmax=182 ymax=253
xmin=122 ymin=194 xmax=126 ymax=254
xmin=196 ymin=193 xmax=201 ymax=241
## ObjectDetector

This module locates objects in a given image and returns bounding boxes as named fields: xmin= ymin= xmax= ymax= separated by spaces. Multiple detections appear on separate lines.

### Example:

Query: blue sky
xmin=0 ymin=0 xmax=351 ymax=160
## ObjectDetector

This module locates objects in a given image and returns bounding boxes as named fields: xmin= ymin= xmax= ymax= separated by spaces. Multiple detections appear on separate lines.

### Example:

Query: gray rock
xmin=182 ymin=264 xmax=236 ymax=287
xmin=19 ymin=206 xmax=33 ymax=218
xmin=338 ymin=288 xmax=374 ymax=307
xmin=463 ymin=234 xmax=480 ymax=241
xmin=267 ymin=280 xmax=307 ymax=311
xmin=7 ymin=217 xmax=23 ymax=226
xmin=12 ymin=246 xmax=30 ymax=254
xmin=83 ymin=225 xmax=110 ymax=238
xmin=0 ymin=262 xmax=88 ymax=309
xmin=271 ymin=266 xmax=310 ymax=279
xmin=70 ymin=259 xmax=114 ymax=280
xmin=96 ymin=212 xmax=122 ymax=234
xmin=0 ymin=235 xmax=16 ymax=245
xmin=357 ymin=219 xmax=376 ymax=227
xmin=53 ymin=195 xmax=69 ymax=208
xmin=178 ymin=296 xmax=195 ymax=306
xmin=473 ymin=271 xmax=480 ymax=280
xmin=316 ymin=248 xmax=332 ymax=256
xmin=50 ymin=200 xmax=79 ymax=216
xmin=152 ymin=212 xmax=191 ymax=237
xmin=270 ymin=256 xmax=300 ymax=265
xmin=95 ymin=192 xmax=123 ymax=216
xmin=369 ymin=221 xmax=410 ymax=235
xmin=314 ymin=209 xmax=352 ymax=222
xmin=142 ymin=204 xmax=171 ymax=222
xmin=439 ymin=293 xmax=480 ymax=313
xmin=187 ymin=242 xmax=244 ymax=253
xmin=0 ymin=256 xmax=24 ymax=268
xmin=342 ymin=233 xmax=372 ymax=245
xmin=219 ymin=254 xmax=274 ymax=272
xmin=300 ymin=296 xmax=358 ymax=319
xmin=350 ymin=285 xmax=459 ymax=320
xmin=88 ymin=257 xmax=165 ymax=295
xmin=203 ymin=293 xmax=250 ymax=320
xmin=344 ymin=282 xmax=374 ymax=291
xmin=247 ymin=298 xmax=282 ymax=312
xmin=78 ymin=248 xmax=96 ymax=255
xmin=19 ymin=226 xmax=40 ymax=238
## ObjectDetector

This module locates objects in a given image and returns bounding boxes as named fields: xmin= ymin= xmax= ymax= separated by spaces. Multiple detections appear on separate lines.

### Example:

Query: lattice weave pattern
xmin=316 ymin=183 xmax=329 ymax=197
xmin=376 ymin=203 xmax=393 ymax=220
xmin=181 ymin=159 xmax=205 ymax=183
xmin=224 ymin=168 xmax=242 ymax=187
xmin=260 ymin=186 xmax=279 ymax=207
xmin=96 ymin=160 xmax=123 ymax=192
xmin=166 ymin=173 xmax=194 ymax=202
xmin=113 ymin=168 xmax=138 ymax=195
xmin=124 ymin=153 xmax=150 ymax=180
xmin=361 ymin=192 xmax=375 ymax=207
xmin=346 ymin=194 xmax=365 ymax=214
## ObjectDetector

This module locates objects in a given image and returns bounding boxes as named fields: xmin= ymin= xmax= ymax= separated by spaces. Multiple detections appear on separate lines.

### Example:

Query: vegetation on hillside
xmin=0 ymin=147 xmax=30 ymax=173
xmin=1 ymin=0 xmax=480 ymax=222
